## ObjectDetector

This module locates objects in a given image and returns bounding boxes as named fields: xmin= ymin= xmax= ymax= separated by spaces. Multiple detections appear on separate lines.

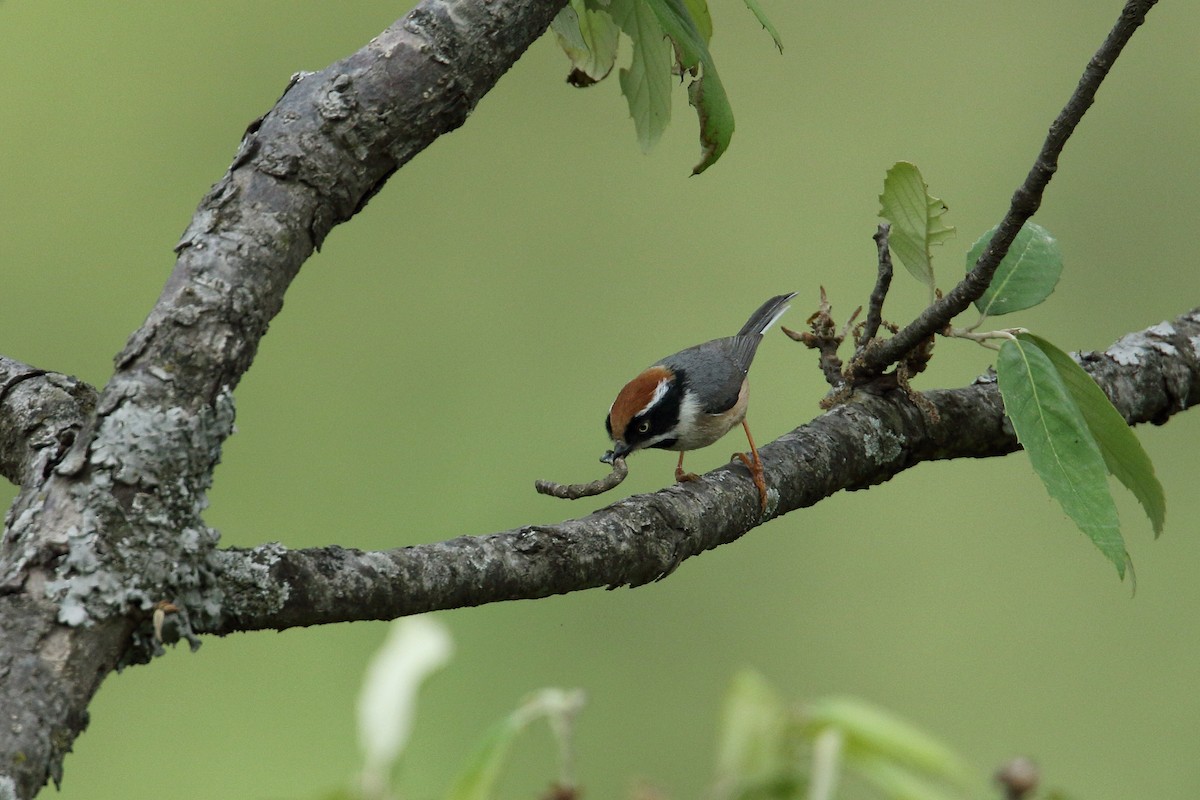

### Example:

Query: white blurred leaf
xmin=357 ymin=615 xmax=455 ymax=796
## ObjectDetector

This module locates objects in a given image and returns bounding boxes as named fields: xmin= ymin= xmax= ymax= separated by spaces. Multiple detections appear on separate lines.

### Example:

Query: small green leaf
xmin=878 ymin=162 xmax=954 ymax=291
xmin=1026 ymin=334 xmax=1165 ymax=537
xmin=968 ymin=222 xmax=1063 ymax=317
xmin=804 ymin=697 xmax=975 ymax=791
xmin=996 ymin=335 xmax=1130 ymax=577
xmin=610 ymin=0 xmax=674 ymax=153
xmin=643 ymin=0 xmax=735 ymax=173
xmin=741 ymin=0 xmax=783 ymax=52
xmin=550 ymin=0 xmax=621 ymax=86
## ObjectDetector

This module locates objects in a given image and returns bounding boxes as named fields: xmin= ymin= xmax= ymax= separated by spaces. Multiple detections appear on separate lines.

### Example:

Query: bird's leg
xmin=733 ymin=418 xmax=769 ymax=510
xmin=675 ymin=451 xmax=700 ymax=483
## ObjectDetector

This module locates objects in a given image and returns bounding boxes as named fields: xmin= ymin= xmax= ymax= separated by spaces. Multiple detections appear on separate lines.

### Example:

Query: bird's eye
xmin=636 ymin=420 xmax=651 ymax=434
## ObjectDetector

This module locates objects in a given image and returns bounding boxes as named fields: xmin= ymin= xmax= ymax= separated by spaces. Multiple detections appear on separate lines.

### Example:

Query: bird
xmin=602 ymin=292 xmax=796 ymax=509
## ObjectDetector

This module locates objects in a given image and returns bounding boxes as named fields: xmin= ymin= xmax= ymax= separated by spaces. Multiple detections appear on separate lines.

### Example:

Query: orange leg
xmin=674 ymin=452 xmax=700 ymax=483
xmin=732 ymin=418 xmax=769 ymax=510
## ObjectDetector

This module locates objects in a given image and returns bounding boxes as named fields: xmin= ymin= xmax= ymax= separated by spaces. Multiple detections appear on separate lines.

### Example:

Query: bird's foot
xmin=733 ymin=451 xmax=769 ymax=511
xmin=675 ymin=467 xmax=701 ymax=483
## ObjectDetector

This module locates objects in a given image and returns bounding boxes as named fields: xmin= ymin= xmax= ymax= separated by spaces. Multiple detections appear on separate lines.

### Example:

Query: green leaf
xmin=610 ymin=0 xmax=674 ymax=153
xmin=996 ymin=335 xmax=1130 ymax=577
xmin=804 ymin=697 xmax=975 ymax=791
xmin=968 ymin=222 xmax=1063 ymax=317
xmin=550 ymin=0 xmax=621 ymax=86
xmin=1026 ymin=334 xmax=1165 ymax=537
xmin=643 ymin=0 xmax=735 ymax=173
xmin=878 ymin=162 xmax=954 ymax=291
xmin=741 ymin=0 xmax=783 ymax=52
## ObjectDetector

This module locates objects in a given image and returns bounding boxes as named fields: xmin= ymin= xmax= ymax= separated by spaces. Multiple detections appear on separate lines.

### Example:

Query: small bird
xmin=602 ymin=292 xmax=796 ymax=508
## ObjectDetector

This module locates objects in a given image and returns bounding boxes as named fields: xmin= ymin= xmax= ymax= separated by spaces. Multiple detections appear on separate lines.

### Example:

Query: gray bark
xmin=0 ymin=0 xmax=565 ymax=795
xmin=197 ymin=310 xmax=1200 ymax=632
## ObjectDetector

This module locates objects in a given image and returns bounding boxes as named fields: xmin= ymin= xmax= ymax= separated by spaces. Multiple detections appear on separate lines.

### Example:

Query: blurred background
xmin=2 ymin=1 xmax=1198 ymax=798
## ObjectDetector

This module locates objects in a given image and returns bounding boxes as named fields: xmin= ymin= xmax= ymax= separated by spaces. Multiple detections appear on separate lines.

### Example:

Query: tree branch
xmin=856 ymin=224 xmax=894 ymax=351
xmin=848 ymin=0 xmax=1158 ymax=379
xmin=203 ymin=309 xmax=1200 ymax=634
xmin=0 ymin=0 xmax=566 ymax=796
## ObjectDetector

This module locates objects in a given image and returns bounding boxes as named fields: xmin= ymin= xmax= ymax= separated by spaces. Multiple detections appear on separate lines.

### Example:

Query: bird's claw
xmin=733 ymin=451 xmax=770 ymax=511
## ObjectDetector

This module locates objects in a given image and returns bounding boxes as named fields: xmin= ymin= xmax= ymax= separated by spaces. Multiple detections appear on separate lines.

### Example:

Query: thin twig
xmin=784 ymin=287 xmax=851 ymax=388
xmin=857 ymin=223 xmax=894 ymax=350
xmin=848 ymin=0 xmax=1158 ymax=380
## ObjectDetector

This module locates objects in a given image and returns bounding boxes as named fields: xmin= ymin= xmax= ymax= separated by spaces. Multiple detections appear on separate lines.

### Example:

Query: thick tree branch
xmin=0 ymin=1 xmax=565 ymax=796
xmin=204 ymin=310 xmax=1200 ymax=634
xmin=849 ymin=0 xmax=1158 ymax=379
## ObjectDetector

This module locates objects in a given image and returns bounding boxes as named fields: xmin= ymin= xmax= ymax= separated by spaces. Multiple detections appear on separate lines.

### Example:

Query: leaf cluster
xmin=877 ymin=162 xmax=1165 ymax=579
xmin=550 ymin=0 xmax=781 ymax=173
xmin=340 ymin=642 xmax=1064 ymax=800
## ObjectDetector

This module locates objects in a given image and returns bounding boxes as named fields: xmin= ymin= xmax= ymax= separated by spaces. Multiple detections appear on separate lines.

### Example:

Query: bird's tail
xmin=737 ymin=292 xmax=798 ymax=338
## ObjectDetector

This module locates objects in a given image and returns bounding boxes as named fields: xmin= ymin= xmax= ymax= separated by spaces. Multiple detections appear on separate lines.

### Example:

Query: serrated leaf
xmin=610 ymin=0 xmax=674 ymax=152
xmin=643 ymin=0 xmax=734 ymax=173
xmin=804 ymin=697 xmax=975 ymax=792
xmin=878 ymin=162 xmax=954 ymax=291
xmin=968 ymin=222 xmax=1063 ymax=317
xmin=1026 ymin=334 xmax=1165 ymax=537
xmin=712 ymin=669 xmax=790 ymax=799
xmin=996 ymin=336 xmax=1130 ymax=577
xmin=741 ymin=0 xmax=783 ymax=52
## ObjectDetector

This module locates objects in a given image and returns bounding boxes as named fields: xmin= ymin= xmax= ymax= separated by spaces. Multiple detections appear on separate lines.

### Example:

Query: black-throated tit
xmin=603 ymin=293 xmax=795 ymax=508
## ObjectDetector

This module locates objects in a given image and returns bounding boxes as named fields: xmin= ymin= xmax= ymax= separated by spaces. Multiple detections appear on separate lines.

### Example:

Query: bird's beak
xmin=601 ymin=441 xmax=632 ymax=464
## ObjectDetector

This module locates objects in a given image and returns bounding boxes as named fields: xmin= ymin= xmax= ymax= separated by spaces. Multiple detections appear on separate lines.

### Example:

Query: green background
xmin=2 ymin=2 xmax=1198 ymax=798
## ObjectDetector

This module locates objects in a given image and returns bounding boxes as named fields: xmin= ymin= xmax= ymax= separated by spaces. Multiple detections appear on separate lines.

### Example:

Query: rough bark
xmin=201 ymin=310 xmax=1200 ymax=632
xmin=4 ymin=312 xmax=1196 ymax=648
xmin=0 ymin=0 xmax=566 ymax=796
